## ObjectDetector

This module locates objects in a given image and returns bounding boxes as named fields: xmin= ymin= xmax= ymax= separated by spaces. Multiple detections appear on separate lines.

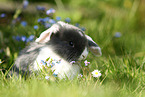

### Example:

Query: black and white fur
xmin=11 ymin=21 xmax=102 ymax=79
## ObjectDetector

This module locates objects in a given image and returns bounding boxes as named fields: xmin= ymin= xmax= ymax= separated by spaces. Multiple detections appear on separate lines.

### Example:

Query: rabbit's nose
xmin=78 ymin=47 xmax=88 ymax=61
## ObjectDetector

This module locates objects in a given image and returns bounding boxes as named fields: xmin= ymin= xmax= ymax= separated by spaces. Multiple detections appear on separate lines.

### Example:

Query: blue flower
xmin=46 ymin=8 xmax=55 ymax=15
xmin=53 ymin=73 xmax=58 ymax=77
xmin=75 ymin=23 xmax=80 ymax=27
xmin=12 ymin=17 xmax=21 ymax=25
xmin=21 ymin=36 xmax=27 ymax=42
xmin=21 ymin=21 xmax=27 ymax=27
xmin=34 ymin=25 xmax=38 ymax=30
xmin=27 ymin=35 xmax=34 ymax=42
xmin=56 ymin=16 xmax=61 ymax=21
xmin=23 ymin=0 xmax=29 ymax=9
xmin=44 ymin=17 xmax=50 ymax=22
xmin=51 ymin=61 xmax=55 ymax=66
xmin=36 ymin=6 xmax=46 ymax=11
xmin=37 ymin=18 xmax=44 ymax=23
xmin=45 ymin=23 xmax=51 ymax=28
xmin=56 ymin=59 xmax=61 ymax=64
xmin=51 ymin=59 xmax=60 ymax=66
xmin=0 ymin=13 xmax=6 ymax=18
xmin=81 ymin=27 xmax=86 ymax=31
xmin=114 ymin=32 xmax=122 ymax=38
xmin=49 ymin=19 xmax=56 ymax=24
xmin=65 ymin=17 xmax=71 ymax=23
xmin=0 ymin=49 xmax=3 ymax=53
xmin=37 ymin=18 xmax=46 ymax=25
xmin=13 ymin=36 xmax=21 ymax=41
xmin=16 ymin=36 xmax=21 ymax=41
xmin=13 ymin=35 xmax=34 ymax=43
xmin=41 ymin=60 xmax=46 ymax=65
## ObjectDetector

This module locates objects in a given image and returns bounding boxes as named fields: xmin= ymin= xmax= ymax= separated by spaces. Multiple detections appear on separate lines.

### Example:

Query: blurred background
xmin=0 ymin=0 xmax=145 ymax=70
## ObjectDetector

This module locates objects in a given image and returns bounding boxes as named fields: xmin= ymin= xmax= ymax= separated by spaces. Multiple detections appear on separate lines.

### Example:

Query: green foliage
xmin=0 ymin=0 xmax=145 ymax=97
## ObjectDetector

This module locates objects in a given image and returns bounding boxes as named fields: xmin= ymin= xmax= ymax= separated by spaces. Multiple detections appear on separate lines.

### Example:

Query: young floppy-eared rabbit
xmin=11 ymin=21 xmax=102 ymax=79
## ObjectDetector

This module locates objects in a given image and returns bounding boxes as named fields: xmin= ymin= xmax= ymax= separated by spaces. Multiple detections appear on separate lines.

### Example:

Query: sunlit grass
xmin=0 ymin=55 xmax=144 ymax=97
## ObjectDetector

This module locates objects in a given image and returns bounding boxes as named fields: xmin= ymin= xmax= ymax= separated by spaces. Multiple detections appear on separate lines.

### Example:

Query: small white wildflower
xmin=77 ymin=74 xmax=83 ymax=78
xmin=45 ymin=76 xmax=50 ymax=80
xmin=84 ymin=60 xmax=90 ymax=66
xmin=92 ymin=70 xmax=101 ymax=78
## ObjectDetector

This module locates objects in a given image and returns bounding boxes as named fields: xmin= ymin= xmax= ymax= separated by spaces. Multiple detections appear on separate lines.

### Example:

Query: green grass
xmin=0 ymin=0 xmax=145 ymax=97
xmin=0 ymin=77 xmax=143 ymax=97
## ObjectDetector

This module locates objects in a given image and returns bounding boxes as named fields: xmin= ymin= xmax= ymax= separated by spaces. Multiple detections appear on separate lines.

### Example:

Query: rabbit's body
xmin=33 ymin=46 xmax=80 ymax=79
xmin=12 ymin=21 xmax=102 ymax=79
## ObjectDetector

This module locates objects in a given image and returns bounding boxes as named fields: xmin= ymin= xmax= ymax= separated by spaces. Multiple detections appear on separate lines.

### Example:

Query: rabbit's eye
xmin=69 ymin=41 xmax=74 ymax=47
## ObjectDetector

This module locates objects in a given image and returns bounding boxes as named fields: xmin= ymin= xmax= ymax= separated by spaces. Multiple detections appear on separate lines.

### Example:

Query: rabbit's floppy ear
xmin=35 ymin=23 xmax=60 ymax=43
xmin=86 ymin=35 xmax=102 ymax=56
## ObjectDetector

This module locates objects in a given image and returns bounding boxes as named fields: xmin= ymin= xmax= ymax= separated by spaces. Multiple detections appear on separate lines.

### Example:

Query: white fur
xmin=78 ymin=31 xmax=84 ymax=37
xmin=78 ymin=47 xmax=88 ymax=60
xmin=33 ymin=47 xmax=80 ymax=79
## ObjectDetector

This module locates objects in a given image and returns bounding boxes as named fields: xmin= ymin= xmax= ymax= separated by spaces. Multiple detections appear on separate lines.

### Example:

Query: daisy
xmin=92 ymin=70 xmax=101 ymax=78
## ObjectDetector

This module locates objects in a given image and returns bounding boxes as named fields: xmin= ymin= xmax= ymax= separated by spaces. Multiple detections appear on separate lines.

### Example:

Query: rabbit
xmin=11 ymin=21 xmax=102 ymax=79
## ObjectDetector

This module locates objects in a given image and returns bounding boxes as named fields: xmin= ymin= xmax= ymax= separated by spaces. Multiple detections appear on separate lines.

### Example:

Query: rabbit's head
xmin=35 ymin=21 xmax=102 ymax=62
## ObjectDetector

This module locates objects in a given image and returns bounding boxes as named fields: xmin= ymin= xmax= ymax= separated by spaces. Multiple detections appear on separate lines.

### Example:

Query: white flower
xmin=91 ymin=70 xmax=101 ymax=78
xmin=77 ymin=74 xmax=83 ymax=78
xmin=84 ymin=60 xmax=90 ymax=66
xmin=45 ymin=76 xmax=50 ymax=80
